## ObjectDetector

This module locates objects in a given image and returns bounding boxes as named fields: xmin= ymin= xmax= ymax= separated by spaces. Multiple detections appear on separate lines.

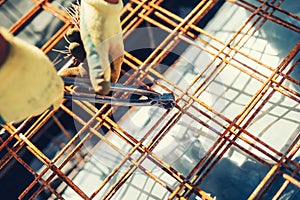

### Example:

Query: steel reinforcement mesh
xmin=0 ymin=0 xmax=299 ymax=199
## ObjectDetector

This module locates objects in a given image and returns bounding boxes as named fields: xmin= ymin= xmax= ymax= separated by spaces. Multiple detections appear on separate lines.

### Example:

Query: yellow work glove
xmin=0 ymin=27 xmax=64 ymax=124
xmin=80 ymin=0 xmax=124 ymax=95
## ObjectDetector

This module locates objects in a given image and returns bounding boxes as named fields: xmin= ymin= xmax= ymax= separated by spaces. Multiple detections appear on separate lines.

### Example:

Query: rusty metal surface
xmin=0 ymin=0 xmax=299 ymax=199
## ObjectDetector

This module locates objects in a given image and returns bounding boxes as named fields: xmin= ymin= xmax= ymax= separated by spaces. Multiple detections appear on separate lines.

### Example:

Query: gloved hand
xmin=61 ymin=1 xmax=124 ymax=95
xmin=0 ymin=27 xmax=64 ymax=124
xmin=80 ymin=0 xmax=124 ymax=95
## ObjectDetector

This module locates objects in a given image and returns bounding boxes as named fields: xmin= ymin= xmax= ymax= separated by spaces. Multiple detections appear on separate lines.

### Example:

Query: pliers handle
xmin=62 ymin=77 xmax=175 ymax=109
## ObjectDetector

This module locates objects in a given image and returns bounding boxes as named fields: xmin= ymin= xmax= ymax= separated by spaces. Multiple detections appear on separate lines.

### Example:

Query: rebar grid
xmin=0 ymin=0 xmax=299 ymax=199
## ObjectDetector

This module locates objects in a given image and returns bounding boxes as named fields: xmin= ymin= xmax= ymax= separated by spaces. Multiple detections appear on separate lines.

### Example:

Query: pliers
xmin=63 ymin=77 xmax=175 ymax=109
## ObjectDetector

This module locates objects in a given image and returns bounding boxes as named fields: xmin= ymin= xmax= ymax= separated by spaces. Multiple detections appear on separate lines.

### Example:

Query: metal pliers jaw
xmin=62 ymin=77 xmax=175 ymax=109
xmin=148 ymin=93 xmax=175 ymax=109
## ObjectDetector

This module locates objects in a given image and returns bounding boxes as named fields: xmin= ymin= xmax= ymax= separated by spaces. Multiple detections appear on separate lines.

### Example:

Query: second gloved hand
xmin=80 ymin=0 xmax=124 ymax=95
xmin=0 ymin=27 xmax=64 ymax=124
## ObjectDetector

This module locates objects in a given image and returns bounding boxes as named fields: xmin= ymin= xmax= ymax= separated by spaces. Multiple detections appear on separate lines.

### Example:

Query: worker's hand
xmin=62 ymin=0 xmax=124 ymax=95
xmin=0 ymin=27 xmax=64 ymax=124
xmin=79 ymin=0 xmax=124 ymax=95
